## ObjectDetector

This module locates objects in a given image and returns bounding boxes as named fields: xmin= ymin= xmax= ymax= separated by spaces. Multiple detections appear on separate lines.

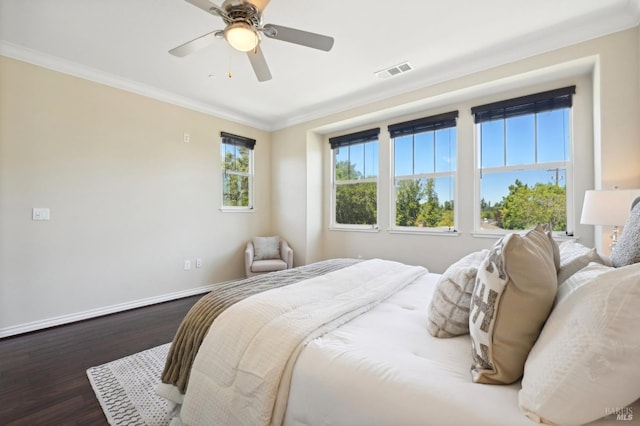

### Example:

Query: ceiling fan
xmin=169 ymin=0 xmax=335 ymax=82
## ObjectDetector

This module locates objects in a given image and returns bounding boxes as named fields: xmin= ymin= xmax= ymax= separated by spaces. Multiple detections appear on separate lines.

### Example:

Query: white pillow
xmin=554 ymin=261 xmax=611 ymax=307
xmin=253 ymin=236 xmax=280 ymax=260
xmin=557 ymin=240 xmax=605 ymax=284
xmin=519 ymin=263 xmax=640 ymax=425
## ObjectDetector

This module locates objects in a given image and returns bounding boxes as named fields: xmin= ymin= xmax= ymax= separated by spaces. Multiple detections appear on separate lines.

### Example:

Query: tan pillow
xmin=427 ymin=249 xmax=489 ymax=338
xmin=469 ymin=224 xmax=558 ymax=384
xmin=545 ymin=228 xmax=560 ymax=272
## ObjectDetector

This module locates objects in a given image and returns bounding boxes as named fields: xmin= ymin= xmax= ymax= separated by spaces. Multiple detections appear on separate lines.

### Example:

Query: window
xmin=472 ymin=86 xmax=575 ymax=232
xmin=329 ymin=128 xmax=380 ymax=228
xmin=220 ymin=132 xmax=255 ymax=210
xmin=389 ymin=111 xmax=458 ymax=230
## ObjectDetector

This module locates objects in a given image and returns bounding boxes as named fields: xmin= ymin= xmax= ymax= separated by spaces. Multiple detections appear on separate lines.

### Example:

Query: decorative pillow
xmin=555 ymin=262 xmax=611 ymax=307
xmin=253 ymin=236 xmax=280 ymax=260
xmin=427 ymin=249 xmax=489 ymax=338
xmin=611 ymin=199 xmax=640 ymax=267
xmin=469 ymin=224 xmax=557 ymax=384
xmin=557 ymin=240 xmax=605 ymax=284
xmin=519 ymin=263 xmax=640 ymax=425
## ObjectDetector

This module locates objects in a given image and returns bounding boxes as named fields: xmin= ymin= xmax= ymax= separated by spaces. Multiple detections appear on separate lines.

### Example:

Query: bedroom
xmin=1 ymin=0 xmax=640 ymax=424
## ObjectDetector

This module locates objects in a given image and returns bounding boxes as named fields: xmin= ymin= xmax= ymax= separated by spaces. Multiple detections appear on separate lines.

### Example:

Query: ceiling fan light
xmin=224 ymin=22 xmax=259 ymax=52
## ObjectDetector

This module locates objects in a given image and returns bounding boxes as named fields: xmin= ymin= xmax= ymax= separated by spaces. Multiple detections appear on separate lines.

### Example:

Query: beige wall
xmin=271 ymin=27 xmax=640 ymax=272
xmin=0 ymin=57 xmax=272 ymax=334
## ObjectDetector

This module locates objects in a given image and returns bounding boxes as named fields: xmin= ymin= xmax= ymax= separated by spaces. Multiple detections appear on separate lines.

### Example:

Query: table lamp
xmin=580 ymin=189 xmax=640 ymax=249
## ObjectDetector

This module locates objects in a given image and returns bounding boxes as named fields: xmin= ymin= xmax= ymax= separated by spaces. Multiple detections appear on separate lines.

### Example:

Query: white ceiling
xmin=1 ymin=0 xmax=639 ymax=131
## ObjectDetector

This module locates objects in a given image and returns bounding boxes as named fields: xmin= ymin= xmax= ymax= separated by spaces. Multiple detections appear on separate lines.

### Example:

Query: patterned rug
xmin=87 ymin=343 xmax=172 ymax=426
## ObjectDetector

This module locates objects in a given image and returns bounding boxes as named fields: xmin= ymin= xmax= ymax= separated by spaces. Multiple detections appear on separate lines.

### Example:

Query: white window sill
xmin=329 ymin=226 xmax=380 ymax=233
xmin=471 ymin=231 xmax=504 ymax=239
xmin=219 ymin=207 xmax=255 ymax=213
xmin=388 ymin=228 xmax=460 ymax=237
xmin=472 ymin=231 xmax=579 ymax=241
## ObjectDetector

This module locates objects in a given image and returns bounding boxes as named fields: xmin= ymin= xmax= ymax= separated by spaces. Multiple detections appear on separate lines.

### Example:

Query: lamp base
xmin=610 ymin=225 xmax=620 ymax=251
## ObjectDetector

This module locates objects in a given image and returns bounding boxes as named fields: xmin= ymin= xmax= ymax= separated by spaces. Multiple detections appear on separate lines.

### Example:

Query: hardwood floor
xmin=0 ymin=295 xmax=202 ymax=425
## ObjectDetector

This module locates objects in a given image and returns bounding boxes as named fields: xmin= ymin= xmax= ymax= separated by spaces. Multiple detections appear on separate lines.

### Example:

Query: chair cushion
xmin=253 ymin=236 xmax=281 ymax=260
xmin=251 ymin=259 xmax=288 ymax=273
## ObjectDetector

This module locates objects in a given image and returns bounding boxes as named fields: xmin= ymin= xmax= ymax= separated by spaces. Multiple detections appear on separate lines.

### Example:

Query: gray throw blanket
xmin=160 ymin=258 xmax=361 ymax=393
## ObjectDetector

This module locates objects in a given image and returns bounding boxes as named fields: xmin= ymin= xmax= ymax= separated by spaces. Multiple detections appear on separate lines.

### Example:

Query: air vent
xmin=374 ymin=61 xmax=413 ymax=79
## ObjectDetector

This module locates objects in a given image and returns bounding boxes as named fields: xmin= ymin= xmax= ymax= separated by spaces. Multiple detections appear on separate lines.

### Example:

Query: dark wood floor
xmin=0 ymin=295 xmax=202 ymax=425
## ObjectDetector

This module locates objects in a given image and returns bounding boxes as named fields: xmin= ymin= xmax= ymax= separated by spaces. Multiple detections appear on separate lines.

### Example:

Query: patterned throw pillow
xmin=611 ymin=199 xmax=640 ymax=267
xmin=469 ymin=224 xmax=558 ymax=384
xmin=253 ymin=236 xmax=281 ymax=260
xmin=427 ymin=249 xmax=489 ymax=338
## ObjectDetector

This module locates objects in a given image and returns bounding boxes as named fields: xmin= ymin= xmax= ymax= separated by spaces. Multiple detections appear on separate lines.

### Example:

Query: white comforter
xmin=283 ymin=271 xmax=530 ymax=426
xmin=174 ymin=259 xmax=426 ymax=426
xmin=283 ymin=271 xmax=640 ymax=426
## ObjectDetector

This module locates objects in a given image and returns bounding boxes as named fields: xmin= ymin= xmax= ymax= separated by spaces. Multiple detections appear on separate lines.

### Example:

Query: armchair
xmin=245 ymin=236 xmax=293 ymax=277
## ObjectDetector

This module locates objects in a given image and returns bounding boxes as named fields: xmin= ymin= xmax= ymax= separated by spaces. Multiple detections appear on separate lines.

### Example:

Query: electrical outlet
xmin=32 ymin=208 xmax=50 ymax=221
xmin=183 ymin=133 xmax=190 ymax=143
xmin=184 ymin=260 xmax=191 ymax=270
xmin=196 ymin=258 xmax=202 ymax=268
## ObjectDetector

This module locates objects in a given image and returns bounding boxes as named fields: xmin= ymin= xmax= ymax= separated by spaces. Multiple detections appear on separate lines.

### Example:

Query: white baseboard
xmin=0 ymin=284 xmax=219 ymax=339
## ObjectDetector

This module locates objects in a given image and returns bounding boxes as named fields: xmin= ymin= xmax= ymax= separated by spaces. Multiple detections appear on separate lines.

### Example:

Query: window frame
xmin=220 ymin=132 xmax=255 ymax=212
xmin=471 ymin=86 xmax=576 ymax=236
xmin=329 ymin=128 xmax=380 ymax=231
xmin=389 ymin=111 xmax=459 ymax=233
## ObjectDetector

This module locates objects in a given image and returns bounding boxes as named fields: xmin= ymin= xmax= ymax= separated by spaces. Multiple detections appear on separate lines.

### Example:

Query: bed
xmin=158 ymin=225 xmax=640 ymax=426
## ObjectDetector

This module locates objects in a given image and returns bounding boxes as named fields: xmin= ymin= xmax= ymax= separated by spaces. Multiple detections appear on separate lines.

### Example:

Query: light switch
xmin=32 ymin=208 xmax=50 ymax=221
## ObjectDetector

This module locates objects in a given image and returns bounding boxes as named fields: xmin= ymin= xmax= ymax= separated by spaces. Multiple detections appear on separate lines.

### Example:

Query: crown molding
xmin=0 ymin=41 xmax=273 ymax=131
xmin=3 ymin=0 xmax=639 ymax=134
xmin=270 ymin=2 xmax=640 ymax=131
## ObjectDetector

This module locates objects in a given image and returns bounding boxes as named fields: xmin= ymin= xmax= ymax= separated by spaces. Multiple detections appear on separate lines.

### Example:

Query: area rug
xmin=87 ymin=343 xmax=172 ymax=426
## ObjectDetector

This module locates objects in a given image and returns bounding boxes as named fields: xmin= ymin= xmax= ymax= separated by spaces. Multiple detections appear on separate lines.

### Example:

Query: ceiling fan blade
xmin=169 ymin=30 xmax=222 ymax=57
xmin=262 ymin=24 xmax=334 ymax=52
xmin=249 ymin=0 xmax=271 ymax=11
xmin=183 ymin=0 xmax=224 ymax=16
xmin=247 ymin=46 xmax=272 ymax=82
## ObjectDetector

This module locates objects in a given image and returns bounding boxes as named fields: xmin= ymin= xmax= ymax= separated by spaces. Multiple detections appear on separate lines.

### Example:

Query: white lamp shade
xmin=580 ymin=189 xmax=640 ymax=226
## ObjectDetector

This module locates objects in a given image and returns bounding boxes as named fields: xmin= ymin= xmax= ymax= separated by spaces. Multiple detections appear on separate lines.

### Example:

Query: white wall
xmin=271 ymin=28 xmax=640 ymax=273
xmin=0 ymin=57 xmax=272 ymax=335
